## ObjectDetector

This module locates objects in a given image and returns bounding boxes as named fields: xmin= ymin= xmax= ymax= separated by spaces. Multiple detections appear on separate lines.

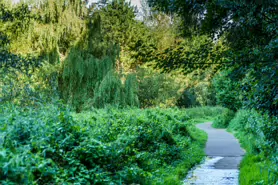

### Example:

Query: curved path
xmin=184 ymin=122 xmax=245 ymax=185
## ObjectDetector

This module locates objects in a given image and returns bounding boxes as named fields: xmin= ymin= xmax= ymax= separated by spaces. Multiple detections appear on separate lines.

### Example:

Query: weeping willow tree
xmin=1 ymin=0 xmax=138 ymax=108
xmin=61 ymin=14 xmax=139 ymax=111
xmin=5 ymin=0 xmax=87 ymax=64
xmin=0 ymin=0 xmax=90 ymax=105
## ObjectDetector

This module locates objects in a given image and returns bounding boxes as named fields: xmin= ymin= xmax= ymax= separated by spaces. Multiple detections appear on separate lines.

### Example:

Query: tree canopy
xmin=147 ymin=0 xmax=278 ymax=115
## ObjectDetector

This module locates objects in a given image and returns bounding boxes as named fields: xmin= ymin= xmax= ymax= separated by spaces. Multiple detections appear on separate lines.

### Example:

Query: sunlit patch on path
xmin=184 ymin=157 xmax=239 ymax=185
xmin=184 ymin=122 xmax=245 ymax=185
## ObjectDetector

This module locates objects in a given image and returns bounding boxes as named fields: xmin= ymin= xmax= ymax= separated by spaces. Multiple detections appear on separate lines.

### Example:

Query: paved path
xmin=197 ymin=122 xmax=245 ymax=169
xmin=184 ymin=122 xmax=245 ymax=185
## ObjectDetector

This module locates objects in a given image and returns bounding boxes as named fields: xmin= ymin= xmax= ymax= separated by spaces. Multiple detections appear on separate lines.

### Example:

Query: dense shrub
xmin=184 ymin=106 xmax=225 ymax=122
xmin=0 ymin=104 xmax=224 ymax=184
xmin=176 ymin=89 xmax=199 ymax=108
xmin=0 ymin=56 xmax=59 ymax=106
xmin=228 ymin=110 xmax=278 ymax=184
xmin=137 ymin=68 xmax=182 ymax=108
xmin=229 ymin=110 xmax=277 ymax=154
xmin=212 ymin=108 xmax=235 ymax=128
xmin=212 ymin=70 xmax=242 ymax=111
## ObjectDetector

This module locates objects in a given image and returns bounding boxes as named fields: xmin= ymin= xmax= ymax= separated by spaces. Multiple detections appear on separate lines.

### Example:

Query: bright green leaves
xmin=0 ymin=104 xmax=225 ymax=184
xmin=154 ymin=35 xmax=228 ymax=74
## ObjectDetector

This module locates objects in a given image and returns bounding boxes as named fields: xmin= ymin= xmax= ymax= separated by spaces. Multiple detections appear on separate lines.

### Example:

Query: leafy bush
xmin=176 ymin=89 xmax=199 ymax=108
xmin=184 ymin=106 xmax=225 ymax=123
xmin=228 ymin=110 xmax=277 ymax=154
xmin=0 ymin=58 xmax=60 ymax=106
xmin=0 ymin=104 xmax=224 ymax=184
xmin=137 ymin=68 xmax=182 ymax=108
xmin=212 ymin=108 xmax=235 ymax=128
xmin=239 ymin=63 xmax=278 ymax=116
xmin=212 ymin=70 xmax=242 ymax=111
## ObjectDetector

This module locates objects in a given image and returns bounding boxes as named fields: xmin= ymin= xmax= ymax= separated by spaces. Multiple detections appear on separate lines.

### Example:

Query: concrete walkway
xmin=184 ymin=122 xmax=245 ymax=185
xmin=197 ymin=122 xmax=245 ymax=169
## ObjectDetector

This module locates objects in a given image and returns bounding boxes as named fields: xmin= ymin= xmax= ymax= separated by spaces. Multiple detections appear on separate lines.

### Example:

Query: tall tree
xmin=147 ymin=0 xmax=278 ymax=115
xmin=61 ymin=14 xmax=139 ymax=111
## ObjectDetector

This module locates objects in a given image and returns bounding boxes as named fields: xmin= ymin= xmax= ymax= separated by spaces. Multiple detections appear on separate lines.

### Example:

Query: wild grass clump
xmin=239 ymin=154 xmax=277 ymax=185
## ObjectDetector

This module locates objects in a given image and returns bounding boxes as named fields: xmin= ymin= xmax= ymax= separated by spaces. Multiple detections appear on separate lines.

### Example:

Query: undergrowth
xmin=239 ymin=154 xmax=277 ymax=185
xmin=228 ymin=110 xmax=278 ymax=185
xmin=0 ymin=104 xmax=224 ymax=184
xmin=212 ymin=108 xmax=235 ymax=128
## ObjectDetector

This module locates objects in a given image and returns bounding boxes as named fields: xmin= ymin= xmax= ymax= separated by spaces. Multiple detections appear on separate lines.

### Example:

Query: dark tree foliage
xmin=147 ymin=0 xmax=229 ymax=37
xmin=0 ymin=3 xmax=34 ymax=33
xmin=216 ymin=1 xmax=278 ymax=115
xmin=96 ymin=0 xmax=137 ymax=46
xmin=148 ymin=0 xmax=278 ymax=115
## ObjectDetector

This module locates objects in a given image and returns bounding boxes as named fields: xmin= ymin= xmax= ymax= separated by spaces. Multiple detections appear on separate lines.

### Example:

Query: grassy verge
xmin=226 ymin=110 xmax=278 ymax=185
xmin=239 ymin=154 xmax=277 ymax=185
xmin=0 ymin=105 xmax=224 ymax=184
xmin=151 ymin=119 xmax=208 ymax=184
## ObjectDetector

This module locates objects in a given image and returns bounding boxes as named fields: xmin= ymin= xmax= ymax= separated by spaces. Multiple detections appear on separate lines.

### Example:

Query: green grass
xmin=234 ymin=143 xmax=277 ymax=185
xmin=239 ymin=154 xmax=276 ymax=185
